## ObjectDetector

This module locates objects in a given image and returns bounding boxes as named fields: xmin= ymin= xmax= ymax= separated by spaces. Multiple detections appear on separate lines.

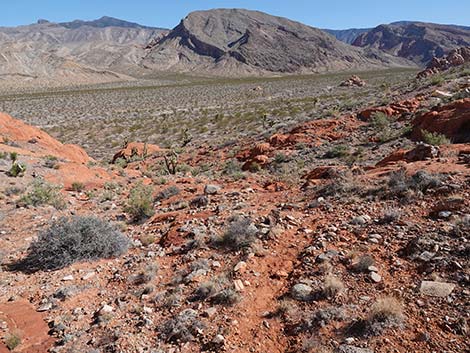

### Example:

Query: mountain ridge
xmin=143 ymin=8 xmax=415 ymax=75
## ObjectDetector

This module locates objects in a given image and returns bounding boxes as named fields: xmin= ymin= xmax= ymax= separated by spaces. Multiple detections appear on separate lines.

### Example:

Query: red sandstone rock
xmin=411 ymin=98 xmax=470 ymax=143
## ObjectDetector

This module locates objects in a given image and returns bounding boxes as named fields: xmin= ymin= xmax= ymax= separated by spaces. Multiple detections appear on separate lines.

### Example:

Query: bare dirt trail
xmin=0 ymin=300 xmax=54 ymax=353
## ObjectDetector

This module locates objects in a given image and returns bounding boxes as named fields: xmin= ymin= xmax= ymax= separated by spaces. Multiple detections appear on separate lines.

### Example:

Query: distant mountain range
xmin=58 ymin=16 xmax=166 ymax=30
xmin=0 ymin=11 xmax=468 ymax=87
xmin=326 ymin=21 xmax=470 ymax=64
xmin=0 ymin=17 xmax=167 ymax=86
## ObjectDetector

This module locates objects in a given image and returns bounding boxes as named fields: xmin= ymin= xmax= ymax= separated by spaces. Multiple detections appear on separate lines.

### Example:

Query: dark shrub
xmin=9 ymin=216 xmax=129 ymax=272
xmin=388 ymin=169 xmax=441 ymax=198
xmin=159 ymin=309 xmax=205 ymax=343
xmin=155 ymin=185 xmax=180 ymax=201
xmin=125 ymin=182 xmax=155 ymax=221
xmin=214 ymin=216 xmax=257 ymax=250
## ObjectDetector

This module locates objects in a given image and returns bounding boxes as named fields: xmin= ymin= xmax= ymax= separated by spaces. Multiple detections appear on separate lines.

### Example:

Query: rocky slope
xmin=0 ymin=63 xmax=469 ymax=353
xmin=352 ymin=22 xmax=470 ymax=65
xmin=0 ymin=17 xmax=167 ymax=86
xmin=143 ymin=9 xmax=415 ymax=75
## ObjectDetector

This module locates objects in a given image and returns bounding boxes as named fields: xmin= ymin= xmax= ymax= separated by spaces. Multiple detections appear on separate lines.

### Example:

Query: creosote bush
xmin=422 ymin=130 xmax=451 ymax=146
xmin=18 ymin=179 xmax=65 ymax=209
xmin=125 ymin=182 xmax=155 ymax=221
xmin=9 ymin=216 xmax=129 ymax=272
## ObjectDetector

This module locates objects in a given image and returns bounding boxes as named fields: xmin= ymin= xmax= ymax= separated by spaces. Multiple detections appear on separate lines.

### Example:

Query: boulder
xmin=112 ymin=142 xmax=162 ymax=163
xmin=411 ymin=98 xmax=470 ymax=143
xmin=340 ymin=75 xmax=366 ymax=87
xmin=420 ymin=281 xmax=455 ymax=297
xmin=376 ymin=143 xmax=440 ymax=167
xmin=0 ymin=112 xmax=91 ymax=164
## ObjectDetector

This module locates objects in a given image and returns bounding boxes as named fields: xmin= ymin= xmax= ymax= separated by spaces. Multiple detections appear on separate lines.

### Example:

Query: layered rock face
xmin=352 ymin=22 xmax=470 ymax=65
xmin=411 ymin=98 xmax=470 ymax=143
xmin=143 ymin=9 xmax=414 ymax=75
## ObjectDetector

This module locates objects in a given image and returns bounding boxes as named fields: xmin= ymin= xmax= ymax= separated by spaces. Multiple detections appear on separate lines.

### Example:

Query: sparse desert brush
xmin=18 ymin=179 xmax=65 ymax=209
xmin=348 ymin=296 xmax=404 ymax=337
xmin=7 ymin=161 xmax=26 ymax=177
xmin=125 ymin=182 xmax=155 ymax=221
xmin=71 ymin=181 xmax=85 ymax=192
xmin=155 ymin=185 xmax=180 ymax=201
xmin=9 ymin=216 xmax=129 ymax=272
xmin=159 ymin=309 xmax=205 ymax=343
xmin=452 ymin=215 xmax=470 ymax=237
xmin=387 ymin=169 xmax=441 ymax=198
xmin=322 ymin=274 xmax=345 ymax=298
xmin=315 ymin=171 xmax=362 ymax=198
xmin=430 ymin=74 xmax=444 ymax=86
xmin=422 ymin=130 xmax=451 ymax=146
xmin=324 ymin=144 xmax=350 ymax=159
xmin=139 ymin=233 xmax=156 ymax=246
xmin=209 ymin=288 xmax=241 ymax=305
xmin=306 ymin=306 xmax=347 ymax=330
xmin=222 ymin=159 xmax=245 ymax=180
xmin=43 ymin=155 xmax=59 ymax=169
xmin=380 ymin=207 xmax=402 ymax=223
xmin=351 ymin=254 xmax=375 ymax=272
xmin=214 ymin=216 xmax=258 ymax=250
xmin=369 ymin=296 xmax=404 ymax=324
xmin=128 ymin=264 xmax=158 ymax=285
xmin=370 ymin=111 xmax=390 ymax=129
xmin=4 ymin=332 xmax=21 ymax=350
xmin=190 ymin=280 xmax=221 ymax=302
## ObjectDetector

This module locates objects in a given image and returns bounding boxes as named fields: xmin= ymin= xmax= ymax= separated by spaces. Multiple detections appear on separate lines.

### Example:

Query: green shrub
xmin=274 ymin=153 xmax=289 ymax=164
xmin=18 ymin=179 xmax=65 ymax=209
xmin=8 ymin=161 xmax=26 ymax=177
xmin=4 ymin=333 xmax=21 ymax=350
xmin=222 ymin=160 xmax=244 ymax=180
xmin=125 ymin=182 xmax=155 ymax=221
xmin=324 ymin=144 xmax=350 ymax=159
xmin=430 ymin=75 xmax=444 ymax=86
xmin=9 ymin=152 xmax=18 ymax=162
xmin=71 ymin=182 xmax=85 ymax=192
xmin=370 ymin=112 xmax=390 ymax=129
xmin=9 ymin=216 xmax=129 ymax=272
xmin=422 ymin=130 xmax=451 ymax=146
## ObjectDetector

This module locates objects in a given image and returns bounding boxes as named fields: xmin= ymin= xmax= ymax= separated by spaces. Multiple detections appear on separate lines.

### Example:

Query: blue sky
xmin=2 ymin=0 xmax=469 ymax=29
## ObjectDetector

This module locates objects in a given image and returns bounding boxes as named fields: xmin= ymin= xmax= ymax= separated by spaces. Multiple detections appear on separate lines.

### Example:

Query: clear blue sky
xmin=2 ymin=0 xmax=469 ymax=29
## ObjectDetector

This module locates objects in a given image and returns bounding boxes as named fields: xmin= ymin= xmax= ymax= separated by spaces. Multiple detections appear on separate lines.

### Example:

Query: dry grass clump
xmin=322 ymin=275 xmax=345 ymax=298
xmin=368 ymin=296 xmax=404 ymax=323
xmin=347 ymin=296 xmax=404 ymax=337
